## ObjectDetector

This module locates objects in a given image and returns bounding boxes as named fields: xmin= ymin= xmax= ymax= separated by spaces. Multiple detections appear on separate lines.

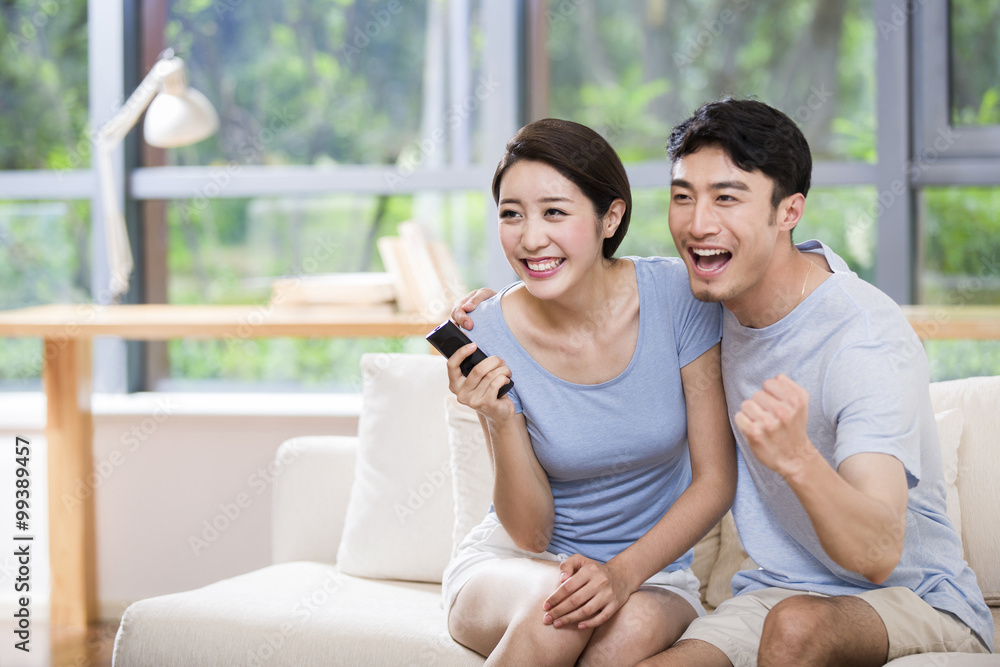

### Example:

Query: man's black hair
xmin=667 ymin=97 xmax=812 ymax=208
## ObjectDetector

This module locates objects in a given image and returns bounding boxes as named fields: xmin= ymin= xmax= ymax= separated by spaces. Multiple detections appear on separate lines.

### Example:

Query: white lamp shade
xmin=143 ymin=87 xmax=219 ymax=148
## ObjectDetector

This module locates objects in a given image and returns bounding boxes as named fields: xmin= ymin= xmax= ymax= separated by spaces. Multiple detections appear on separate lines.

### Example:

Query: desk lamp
xmin=95 ymin=48 xmax=219 ymax=301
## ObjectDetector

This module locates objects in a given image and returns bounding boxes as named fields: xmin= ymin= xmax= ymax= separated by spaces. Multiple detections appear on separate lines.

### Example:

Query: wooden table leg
xmin=43 ymin=337 xmax=97 ymax=629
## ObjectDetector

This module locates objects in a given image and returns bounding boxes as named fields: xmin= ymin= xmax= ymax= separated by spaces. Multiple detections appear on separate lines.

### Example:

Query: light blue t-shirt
xmin=724 ymin=240 xmax=993 ymax=651
xmin=466 ymin=256 xmax=722 ymax=573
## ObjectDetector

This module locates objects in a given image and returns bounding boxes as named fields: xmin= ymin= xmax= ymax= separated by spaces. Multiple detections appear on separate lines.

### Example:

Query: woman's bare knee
xmin=579 ymin=590 xmax=699 ymax=667
xmin=447 ymin=560 xmax=589 ymax=662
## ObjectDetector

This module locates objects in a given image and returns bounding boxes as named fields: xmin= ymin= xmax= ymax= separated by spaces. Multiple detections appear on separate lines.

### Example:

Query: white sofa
xmin=112 ymin=354 xmax=999 ymax=666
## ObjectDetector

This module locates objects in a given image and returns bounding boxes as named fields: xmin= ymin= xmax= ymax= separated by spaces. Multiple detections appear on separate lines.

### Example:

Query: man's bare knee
xmin=758 ymin=595 xmax=887 ymax=667
xmin=759 ymin=596 xmax=827 ymax=665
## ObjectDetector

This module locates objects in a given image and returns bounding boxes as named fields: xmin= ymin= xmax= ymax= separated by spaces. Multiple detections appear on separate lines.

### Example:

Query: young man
xmin=452 ymin=98 xmax=993 ymax=665
xmin=640 ymin=97 xmax=993 ymax=666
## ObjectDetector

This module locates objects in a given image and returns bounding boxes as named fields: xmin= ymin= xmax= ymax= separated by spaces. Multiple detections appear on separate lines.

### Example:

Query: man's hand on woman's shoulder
xmin=451 ymin=288 xmax=498 ymax=330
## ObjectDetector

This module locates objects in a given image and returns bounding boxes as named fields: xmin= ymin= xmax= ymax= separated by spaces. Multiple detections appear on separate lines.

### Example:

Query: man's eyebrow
xmin=711 ymin=180 xmax=751 ymax=192
xmin=669 ymin=178 xmax=751 ymax=192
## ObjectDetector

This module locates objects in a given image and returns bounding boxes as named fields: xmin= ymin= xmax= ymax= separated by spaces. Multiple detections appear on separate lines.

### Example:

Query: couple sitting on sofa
xmin=438 ymin=98 xmax=994 ymax=667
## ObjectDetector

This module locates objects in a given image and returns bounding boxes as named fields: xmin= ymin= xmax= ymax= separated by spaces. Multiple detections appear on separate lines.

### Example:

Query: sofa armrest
xmin=271 ymin=435 xmax=358 ymax=565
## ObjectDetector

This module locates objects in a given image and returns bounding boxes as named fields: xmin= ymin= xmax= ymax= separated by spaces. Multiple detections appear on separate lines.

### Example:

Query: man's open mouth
xmin=690 ymin=247 xmax=732 ymax=273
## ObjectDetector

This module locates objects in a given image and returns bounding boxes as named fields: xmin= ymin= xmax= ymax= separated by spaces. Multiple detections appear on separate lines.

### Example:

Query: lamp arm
xmin=91 ymin=56 xmax=183 ymax=301
xmin=95 ymin=143 xmax=134 ymax=301
xmin=95 ymin=59 xmax=172 ymax=148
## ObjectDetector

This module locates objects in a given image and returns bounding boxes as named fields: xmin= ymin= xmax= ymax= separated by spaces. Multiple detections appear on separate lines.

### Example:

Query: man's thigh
xmin=678 ymin=586 xmax=989 ymax=667
xmin=858 ymin=586 xmax=991 ymax=660
xmin=676 ymin=588 xmax=806 ymax=667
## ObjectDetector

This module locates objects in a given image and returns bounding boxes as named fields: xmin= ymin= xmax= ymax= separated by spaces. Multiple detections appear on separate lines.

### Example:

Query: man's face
xmin=668 ymin=145 xmax=783 ymax=306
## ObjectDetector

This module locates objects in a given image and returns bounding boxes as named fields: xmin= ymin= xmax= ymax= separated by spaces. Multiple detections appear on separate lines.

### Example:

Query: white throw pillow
xmin=336 ymin=354 xmax=455 ymax=583
xmin=934 ymin=407 xmax=964 ymax=539
xmin=445 ymin=395 xmax=494 ymax=557
xmin=930 ymin=375 xmax=1000 ymax=605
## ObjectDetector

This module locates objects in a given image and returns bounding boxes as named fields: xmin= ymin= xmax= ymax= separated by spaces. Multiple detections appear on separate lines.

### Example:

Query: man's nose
xmin=688 ymin=201 xmax=721 ymax=238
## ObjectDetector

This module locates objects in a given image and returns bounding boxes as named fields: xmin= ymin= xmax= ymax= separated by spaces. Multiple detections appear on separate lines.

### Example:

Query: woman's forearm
xmin=480 ymin=414 xmax=555 ymax=553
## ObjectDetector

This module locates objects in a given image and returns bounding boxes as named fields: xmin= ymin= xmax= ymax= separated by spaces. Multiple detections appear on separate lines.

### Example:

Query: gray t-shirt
xmin=724 ymin=239 xmax=992 ymax=650
xmin=466 ymin=256 xmax=722 ymax=571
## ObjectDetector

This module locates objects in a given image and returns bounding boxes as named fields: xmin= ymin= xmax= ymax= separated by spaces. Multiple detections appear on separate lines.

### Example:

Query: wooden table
xmin=0 ymin=303 xmax=439 ymax=629
xmin=1 ymin=302 xmax=998 ymax=630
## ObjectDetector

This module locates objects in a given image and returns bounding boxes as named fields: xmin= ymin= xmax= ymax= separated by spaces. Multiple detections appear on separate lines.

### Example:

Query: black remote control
xmin=426 ymin=320 xmax=514 ymax=399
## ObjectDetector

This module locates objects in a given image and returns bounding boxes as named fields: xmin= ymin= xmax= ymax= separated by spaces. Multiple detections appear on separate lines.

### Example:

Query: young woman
xmin=442 ymin=118 xmax=736 ymax=666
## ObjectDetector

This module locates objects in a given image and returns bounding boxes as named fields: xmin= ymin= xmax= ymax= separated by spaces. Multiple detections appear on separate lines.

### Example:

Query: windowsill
xmin=0 ymin=391 xmax=363 ymax=430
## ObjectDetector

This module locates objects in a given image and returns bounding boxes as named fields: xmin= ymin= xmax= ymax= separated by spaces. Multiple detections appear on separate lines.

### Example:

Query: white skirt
xmin=441 ymin=513 xmax=706 ymax=617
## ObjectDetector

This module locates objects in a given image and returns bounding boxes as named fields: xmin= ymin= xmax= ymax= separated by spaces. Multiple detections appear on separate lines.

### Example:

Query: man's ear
xmin=603 ymin=198 xmax=627 ymax=238
xmin=777 ymin=193 xmax=806 ymax=233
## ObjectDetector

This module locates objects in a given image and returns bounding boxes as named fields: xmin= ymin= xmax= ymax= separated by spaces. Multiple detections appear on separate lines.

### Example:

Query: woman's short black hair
xmin=492 ymin=118 xmax=632 ymax=259
xmin=667 ymin=97 xmax=812 ymax=208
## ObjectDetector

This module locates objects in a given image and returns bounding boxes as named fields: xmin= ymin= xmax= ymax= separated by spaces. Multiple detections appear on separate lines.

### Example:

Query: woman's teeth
xmin=526 ymin=258 xmax=563 ymax=272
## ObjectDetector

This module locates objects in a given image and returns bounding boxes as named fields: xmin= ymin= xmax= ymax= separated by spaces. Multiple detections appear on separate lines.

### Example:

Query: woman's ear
xmin=603 ymin=198 xmax=627 ymax=238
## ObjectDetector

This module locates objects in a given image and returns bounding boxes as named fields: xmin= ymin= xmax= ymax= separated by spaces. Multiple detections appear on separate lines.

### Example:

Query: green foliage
xmin=0 ymin=201 xmax=90 ymax=307
xmin=950 ymin=0 xmax=1000 ymax=127
xmin=924 ymin=340 xmax=1000 ymax=382
xmin=0 ymin=200 xmax=90 ymax=380
xmin=166 ymin=336 xmax=416 ymax=391
xmin=162 ymin=0 xmax=430 ymax=166
xmin=796 ymin=187 xmax=877 ymax=283
xmin=619 ymin=189 xmax=677 ymax=259
xmin=547 ymin=0 xmax=877 ymax=163
xmin=0 ymin=0 xmax=88 ymax=169
xmin=922 ymin=187 xmax=1000 ymax=306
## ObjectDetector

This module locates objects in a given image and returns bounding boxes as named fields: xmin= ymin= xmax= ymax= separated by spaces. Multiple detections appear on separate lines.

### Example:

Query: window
xmin=539 ymin=0 xmax=875 ymax=163
xmin=531 ymin=0 xmax=877 ymax=289
xmin=0 ymin=0 xmax=89 ymax=170
xmin=950 ymin=0 xmax=1000 ymax=127
xmin=912 ymin=2 xmax=1000 ymax=379
xmin=2 ymin=1 xmax=998 ymax=391
xmin=0 ymin=200 xmax=91 ymax=388
xmin=0 ymin=0 xmax=89 ymax=387
xmin=134 ymin=0 xmax=505 ymax=390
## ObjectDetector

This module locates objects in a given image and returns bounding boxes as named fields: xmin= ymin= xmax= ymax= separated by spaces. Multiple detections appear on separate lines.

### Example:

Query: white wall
xmin=0 ymin=392 xmax=359 ymax=622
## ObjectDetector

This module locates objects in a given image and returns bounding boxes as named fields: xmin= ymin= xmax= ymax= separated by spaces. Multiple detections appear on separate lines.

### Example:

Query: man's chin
xmin=687 ymin=278 xmax=726 ymax=303
xmin=692 ymin=289 xmax=724 ymax=303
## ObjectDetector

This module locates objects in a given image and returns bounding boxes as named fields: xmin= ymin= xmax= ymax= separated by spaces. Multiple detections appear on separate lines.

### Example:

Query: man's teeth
xmin=692 ymin=248 xmax=730 ymax=256
xmin=526 ymin=258 xmax=562 ymax=271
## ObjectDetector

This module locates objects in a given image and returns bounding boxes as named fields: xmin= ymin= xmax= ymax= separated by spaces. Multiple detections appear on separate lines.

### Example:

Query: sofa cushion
xmin=705 ymin=511 xmax=757 ymax=609
xmin=272 ymin=436 xmax=358 ymax=565
xmin=929 ymin=376 xmax=1000 ymax=605
xmin=445 ymin=396 xmax=493 ymax=557
xmin=336 ymin=353 xmax=455 ymax=583
xmin=690 ymin=521 xmax=722 ymax=605
xmin=935 ymin=407 xmax=964 ymax=538
xmin=112 ymin=562 xmax=484 ymax=666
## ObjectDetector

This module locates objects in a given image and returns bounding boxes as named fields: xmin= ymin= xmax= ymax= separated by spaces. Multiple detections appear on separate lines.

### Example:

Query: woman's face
xmin=496 ymin=160 xmax=615 ymax=300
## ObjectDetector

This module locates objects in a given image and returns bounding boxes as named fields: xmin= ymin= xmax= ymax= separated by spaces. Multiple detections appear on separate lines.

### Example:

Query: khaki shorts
xmin=442 ymin=514 xmax=706 ymax=618
xmin=678 ymin=586 xmax=990 ymax=667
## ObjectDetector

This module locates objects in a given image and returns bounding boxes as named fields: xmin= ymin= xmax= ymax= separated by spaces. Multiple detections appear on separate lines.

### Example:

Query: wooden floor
xmin=1 ymin=621 xmax=117 ymax=667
